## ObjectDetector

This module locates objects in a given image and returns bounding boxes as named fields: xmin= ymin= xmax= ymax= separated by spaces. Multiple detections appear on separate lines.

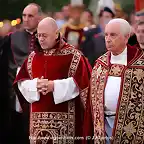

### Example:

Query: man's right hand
xmin=37 ymin=76 xmax=54 ymax=95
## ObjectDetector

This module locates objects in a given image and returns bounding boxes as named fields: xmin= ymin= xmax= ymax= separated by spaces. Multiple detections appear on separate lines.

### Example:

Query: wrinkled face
xmin=37 ymin=25 xmax=58 ymax=49
xmin=136 ymin=24 xmax=144 ymax=46
xmin=22 ymin=5 xmax=40 ymax=31
xmin=105 ymin=23 xmax=128 ymax=54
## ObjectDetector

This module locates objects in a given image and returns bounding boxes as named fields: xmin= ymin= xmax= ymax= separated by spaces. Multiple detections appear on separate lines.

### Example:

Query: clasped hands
xmin=37 ymin=76 xmax=54 ymax=95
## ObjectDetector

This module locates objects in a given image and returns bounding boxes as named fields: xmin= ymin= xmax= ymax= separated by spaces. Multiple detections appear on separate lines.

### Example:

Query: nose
xmin=38 ymin=36 xmax=45 ymax=42
xmin=105 ymin=35 xmax=111 ymax=43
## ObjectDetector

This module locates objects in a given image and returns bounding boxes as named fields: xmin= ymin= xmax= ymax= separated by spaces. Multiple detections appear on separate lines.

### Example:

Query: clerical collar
xmin=25 ymin=29 xmax=36 ymax=35
xmin=110 ymin=47 xmax=127 ymax=66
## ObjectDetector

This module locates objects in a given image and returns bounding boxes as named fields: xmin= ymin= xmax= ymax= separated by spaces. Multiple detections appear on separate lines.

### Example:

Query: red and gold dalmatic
xmin=14 ymin=39 xmax=91 ymax=144
xmin=83 ymin=45 xmax=144 ymax=144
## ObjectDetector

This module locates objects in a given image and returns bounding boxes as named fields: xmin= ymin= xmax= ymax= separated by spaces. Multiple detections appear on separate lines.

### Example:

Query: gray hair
xmin=107 ymin=18 xmax=131 ymax=36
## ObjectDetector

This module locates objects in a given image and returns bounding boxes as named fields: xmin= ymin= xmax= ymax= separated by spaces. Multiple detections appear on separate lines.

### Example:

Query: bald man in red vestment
xmin=14 ymin=17 xmax=91 ymax=144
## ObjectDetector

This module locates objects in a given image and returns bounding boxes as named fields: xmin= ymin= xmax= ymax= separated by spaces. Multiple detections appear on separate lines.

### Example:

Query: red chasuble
xmin=61 ymin=23 xmax=84 ymax=49
xmin=83 ymin=45 xmax=144 ymax=144
xmin=14 ymin=38 xmax=91 ymax=144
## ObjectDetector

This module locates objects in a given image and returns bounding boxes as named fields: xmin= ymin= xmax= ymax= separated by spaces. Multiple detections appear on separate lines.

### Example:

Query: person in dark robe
xmin=0 ymin=3 xmax=43 ymax=144
xmin=81 ymin=9 xmax=96 ymax=31
xmin=10 ymin=3 xmax=43 ymax=144
xmin=0 ymin=36 xmax=13 ymax=144
xmin=80 ymin=7 xmax=115 ymax=67
xmin=81 ymin=32 xmax=106 ymax=67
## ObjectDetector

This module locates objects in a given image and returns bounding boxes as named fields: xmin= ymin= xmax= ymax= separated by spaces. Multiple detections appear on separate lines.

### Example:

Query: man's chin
xmin=107 ymin=47 xmax=112 ymax=51
xmin=23 ymin=26 xmax=30 ymax=30
xmin=41 ymin=45 xmax=50 ymax=50
xmin=41 ymin=46 xmax=47 ymax=49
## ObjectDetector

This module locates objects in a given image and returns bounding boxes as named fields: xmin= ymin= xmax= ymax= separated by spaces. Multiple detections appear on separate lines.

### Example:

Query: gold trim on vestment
xmin=29 ymin=101 xmax=75 ymax=144
xmin=91 ymin=62 xmax=107 ymax=144
xmin=27 ymin=51 xmax=35 ymax=79
xmin=27 ymin=46 xmax=86 ymax=144
xmin=90 ymin=52 xmax=144 ymax=144
xmin=109 ymin=64 xmax=125 ymax=77
xmin=80 ymin=87 xmax=89 ymax=108
xmin=113 ymin=53 xmax=144 ymax=144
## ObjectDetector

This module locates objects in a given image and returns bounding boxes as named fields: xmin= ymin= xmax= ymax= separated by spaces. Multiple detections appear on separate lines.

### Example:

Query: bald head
xmin=38 ymin=17 xmax=58 ymax=32
xmin=37 ymin=17 xmax=59 ymax=50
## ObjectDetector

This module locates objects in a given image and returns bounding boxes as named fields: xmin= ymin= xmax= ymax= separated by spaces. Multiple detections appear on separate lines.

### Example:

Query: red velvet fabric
xmin=14 ymin=40 xmax=92 ymax=142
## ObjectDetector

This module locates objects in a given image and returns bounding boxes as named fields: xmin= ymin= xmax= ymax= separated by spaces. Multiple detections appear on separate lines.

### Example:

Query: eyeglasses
xmin=35 ymin=33 xmax=49 ymax=39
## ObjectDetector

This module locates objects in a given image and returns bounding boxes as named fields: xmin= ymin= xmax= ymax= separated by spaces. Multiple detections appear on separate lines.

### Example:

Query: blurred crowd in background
xmin=0 ymin=0 xmax=143 ymax=68
xmin=0 ymin=0 xmax=139 ymax=36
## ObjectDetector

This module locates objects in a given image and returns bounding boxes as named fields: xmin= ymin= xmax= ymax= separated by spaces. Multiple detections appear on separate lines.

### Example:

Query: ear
xmin=56 ymin=29 xmax=60 ymax=39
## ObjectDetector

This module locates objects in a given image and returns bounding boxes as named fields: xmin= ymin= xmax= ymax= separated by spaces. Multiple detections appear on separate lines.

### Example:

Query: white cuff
xmin=18 ymin=78 xmax=40 ymax=103
xmin=53 ymin=77 xmax=79 ymax=104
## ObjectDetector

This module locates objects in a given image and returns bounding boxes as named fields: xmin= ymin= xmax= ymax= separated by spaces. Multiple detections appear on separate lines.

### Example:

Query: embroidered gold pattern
xmin=98 ymin=52 xmax=109 ymax=66
xmin=90 ymin=51 xmax=144 ymax=144
xmin=43 ymin=49 xmax=56 ymax=55
xmin=91 ymin=62 xmax=107 ymax=144
xmin=27 ymin=47 xmax=82 ymax=78
xmin=43 ymin=45 xmax=82 ymax=57
xmin=131 ymin=53 xmax=144 ymax=66
xmin=68 ymin=50 xmax=81 ymax=77
xmin=30 ymin=109 xmax=75 ymax=144
xmin=27 ymin=51 xmax=35 ymax=79
xmin=113 ymin=68 xmax=144 ymax=144
xmin=27 ymin=46 xmax=82 ymax=144
xmin=80 ymin=87 xmax=88 ymax=108
xmin=109 ymin=64 xmax=125 ymax=77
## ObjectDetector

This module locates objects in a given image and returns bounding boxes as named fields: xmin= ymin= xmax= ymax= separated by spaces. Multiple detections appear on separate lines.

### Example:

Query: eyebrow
xmin=22 ymin=13 xmax=34 ymax=16
xmin=105 ymin=32 xmax=117 ymax=35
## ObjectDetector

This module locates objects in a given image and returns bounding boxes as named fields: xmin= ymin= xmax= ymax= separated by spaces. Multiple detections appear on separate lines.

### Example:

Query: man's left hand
xmin=37 ymin=77 xmax=54 ymax=95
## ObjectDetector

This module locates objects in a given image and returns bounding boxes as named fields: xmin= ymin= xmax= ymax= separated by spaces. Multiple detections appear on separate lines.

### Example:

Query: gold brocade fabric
xmin=29 ymin=102 xmax=75 ymax=144
xmin=109 ymin=64 xmax=125 ymax=77
xmin=90 ymin=52 xmax=144 ymax=144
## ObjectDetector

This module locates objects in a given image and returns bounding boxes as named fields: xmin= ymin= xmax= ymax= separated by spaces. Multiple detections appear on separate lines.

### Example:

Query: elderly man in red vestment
xmin=83 ymin=18 xmax=144 ymax=144
xmin=14 ymin=17 xmax=91 ymax=144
